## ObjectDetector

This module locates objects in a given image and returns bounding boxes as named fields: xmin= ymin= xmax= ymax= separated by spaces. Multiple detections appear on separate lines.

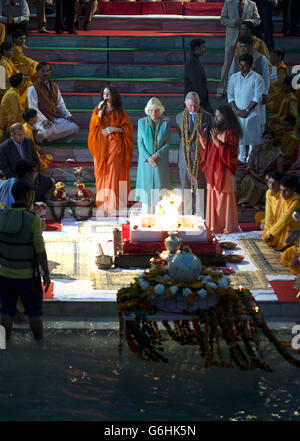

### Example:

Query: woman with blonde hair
xmin=135 ymin=97 xmax=171 ymax=213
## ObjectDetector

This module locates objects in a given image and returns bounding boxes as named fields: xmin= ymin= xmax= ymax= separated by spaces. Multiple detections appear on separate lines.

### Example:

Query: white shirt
xmin=227 ymin=70 xmax=264 ymax=109
xmin=27 ymin=82 xmax=71 ymax=124
xmin=228 ymin=53 xmax=270 ymax=95
xmin=227 ymin=70 xmax=265 ymax=145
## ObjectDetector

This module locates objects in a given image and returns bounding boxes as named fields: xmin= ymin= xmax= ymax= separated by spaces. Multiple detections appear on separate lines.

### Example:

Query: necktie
xmin=238 ymin=0 xmax=243 ymax=18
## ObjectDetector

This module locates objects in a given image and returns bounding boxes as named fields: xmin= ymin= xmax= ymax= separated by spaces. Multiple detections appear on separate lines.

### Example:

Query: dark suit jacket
xmin=0 ymin=137 xmax=40 ymax=178
xmin=184 ymin=51 xmax=213 ymax=114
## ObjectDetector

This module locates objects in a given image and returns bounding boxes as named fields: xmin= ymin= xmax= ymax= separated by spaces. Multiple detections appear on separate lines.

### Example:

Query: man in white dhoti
xmin=228 ymin=35 xmax=269 ymax=161
xmin=227 ymin=53 xmax=264 ymax=164
xmin=27 ymin=62 xmax=79 ymax=144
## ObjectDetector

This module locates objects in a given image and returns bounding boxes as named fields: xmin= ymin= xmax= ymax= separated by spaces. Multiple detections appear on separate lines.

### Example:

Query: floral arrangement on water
xmin=117 ymin=267 xmax=300 ymax=370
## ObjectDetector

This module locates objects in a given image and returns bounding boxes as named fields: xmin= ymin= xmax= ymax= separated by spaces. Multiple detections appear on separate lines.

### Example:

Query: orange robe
xmin=88 ymin=107 xmax=133 ymax=214
xmin=200 ymin=129 xmax=239 ymax=234
xmin=266 ymin=61 xmax=290 ymax=113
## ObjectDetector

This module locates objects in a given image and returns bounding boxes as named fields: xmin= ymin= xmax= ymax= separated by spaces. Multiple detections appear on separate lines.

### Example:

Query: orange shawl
xmin=88 ymin=106 xmax=133 ymax=211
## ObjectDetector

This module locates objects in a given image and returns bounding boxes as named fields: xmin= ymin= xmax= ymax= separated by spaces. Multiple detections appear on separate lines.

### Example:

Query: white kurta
xmin=27 ymin=83 xmax=79 ymax=143
xmin=227 ymin=70 xmax=264 ymax=145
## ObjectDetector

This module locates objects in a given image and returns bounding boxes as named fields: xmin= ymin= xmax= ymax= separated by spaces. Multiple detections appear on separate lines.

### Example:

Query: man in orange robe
xmin=88 ymin=97 xmax=133 ymax=215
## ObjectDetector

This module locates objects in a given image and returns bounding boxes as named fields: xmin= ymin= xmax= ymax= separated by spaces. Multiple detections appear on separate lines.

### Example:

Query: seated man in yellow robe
xmin=279 ymin=115 xmax=299 ymax=171
xmin=0 ymin=73 xmax=25 ymax=141
xmin=22 ymin=108 xmax=53 ymax=172
xmin=0 ymin=41 xmax=31 ymax=107
xmin=262 ymin=175 xmax=300 ymax=251
xmin=259 ymin=169 xmax=282 ymax=232
xmin=266 ymin=48 xmax=290 ymax=113
xmin=266 ymin=77 xmax=298 ymax=145
xmin=11 ymin=29 xmax=38 ymax=82
xmin=235 ymin=20 xmax=272 ymax=74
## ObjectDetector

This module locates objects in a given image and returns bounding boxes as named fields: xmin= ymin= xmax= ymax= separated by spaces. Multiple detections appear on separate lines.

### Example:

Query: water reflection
xmin=0 ymin=329 xmax=299 ymax=421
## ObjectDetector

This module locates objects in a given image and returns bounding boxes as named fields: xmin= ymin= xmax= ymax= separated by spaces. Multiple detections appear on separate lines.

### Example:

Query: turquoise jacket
xmin=135 ymin=116 xmax=171 ymax=205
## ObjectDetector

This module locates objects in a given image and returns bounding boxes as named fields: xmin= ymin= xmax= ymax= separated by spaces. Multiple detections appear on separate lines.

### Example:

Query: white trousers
xmin=34 ymin=118 xmax=79 ymax=143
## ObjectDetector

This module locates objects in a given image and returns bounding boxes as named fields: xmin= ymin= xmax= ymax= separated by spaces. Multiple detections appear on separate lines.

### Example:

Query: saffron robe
xmin=262 ymin=192 xmax=300 ymax=251
xmin=0 ymin=87 xmax=24 ymax=139
xmin=266 ymin=92 xmax=298 ymax=144
xmin=0 ymin=55 xmax=31 ymax=107
xmin=238 ymin=145 xmax=282 ymax=206
xmin=11 ymin=44 xmax=38 ymax=82
xmin=281 ymin=245 xmax=300 ymax=275
xmin=88 ymin=107 xmax=133 ymax=213
xmin=266 ymin=61 xmax=290 ymax=112
xmin=23 ymin=122 xmax=53 ymax=171
xmin=279 ymin=132 xmax=299 ymax=169
xmin=200 ymin=129 xmax=239 ymax=234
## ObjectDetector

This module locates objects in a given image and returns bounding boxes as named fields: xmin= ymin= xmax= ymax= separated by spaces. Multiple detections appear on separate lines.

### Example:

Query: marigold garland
xmin=117 ymin=268 xmax=300 ymax=370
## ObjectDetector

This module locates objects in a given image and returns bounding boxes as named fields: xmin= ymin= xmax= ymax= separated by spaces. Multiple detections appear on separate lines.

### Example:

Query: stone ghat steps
xmin=53 ymin=76 xmax=219 ymax=94
xmin=26 ymin=46 xmax=300 ymax=65
xmin=45 ymin=143 xmax=180 ymax=163
xmin=44 ymin=125 xmax=182 ymax=146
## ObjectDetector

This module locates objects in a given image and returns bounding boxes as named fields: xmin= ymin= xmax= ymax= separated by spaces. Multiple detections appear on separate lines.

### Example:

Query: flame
xmin=154 ymin=191 xmax=182 ymax=231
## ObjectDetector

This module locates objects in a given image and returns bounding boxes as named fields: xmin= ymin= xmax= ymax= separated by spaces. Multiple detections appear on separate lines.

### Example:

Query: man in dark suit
xmin=0 ymin=123 xmax=53 ymax=201
xmin=184 ymin=39 xmax=213 ymax=115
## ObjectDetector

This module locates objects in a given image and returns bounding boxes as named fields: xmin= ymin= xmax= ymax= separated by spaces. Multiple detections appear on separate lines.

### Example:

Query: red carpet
xmin=45 ymin=220 xmax=62 ymax=232
xmin=270 ymin=280 xmax=300 ymax=303
xmin=96 ymin=1 xmax=224 ymax=16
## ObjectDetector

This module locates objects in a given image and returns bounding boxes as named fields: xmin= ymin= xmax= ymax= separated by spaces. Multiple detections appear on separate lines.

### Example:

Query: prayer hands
xmin=210 ymin=128 xmax=219 ymax=143
xmin=197 ymin=126 xmax=207 ymax=149
xmin=7 ymin=16 xmax=14 ymax=25
xmin=101 ymin=126 xmax=115 ymax=135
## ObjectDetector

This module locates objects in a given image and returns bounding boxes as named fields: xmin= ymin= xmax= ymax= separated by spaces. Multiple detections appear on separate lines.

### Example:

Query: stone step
xmin=61 ymin=92 xmax=220 ymax=110
xmin=44 ymin=144 xmax=180 ymax=163
xmin=26 ymin=32 xmax=300 ymax=51
xmin=45 ymin=161 xmax=181 ymax=183
xmin=25 ymin=44 xmax=300 ymax=65
xmin=50 ymin=62 xmax=189 ymax=79
xmin=65 ymin=108 xmax=186 ymax=126
xmin=45 ymin=125 xmax=181 ymax=145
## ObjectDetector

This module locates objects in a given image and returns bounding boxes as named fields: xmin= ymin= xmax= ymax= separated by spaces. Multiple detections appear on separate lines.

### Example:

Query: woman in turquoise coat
xmin=135 ymin=97 xmax=171 ymax=213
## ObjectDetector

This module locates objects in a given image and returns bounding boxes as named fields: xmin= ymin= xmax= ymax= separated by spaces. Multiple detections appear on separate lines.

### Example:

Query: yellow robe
xmin=0 ymin=87 xmax=24 ymax=140
xmin=262 ymin=192 xmax=300 ymax=251
xmin=23 ymin=122 xmax=53 ymax=171
xmin=281 ymin=245 xmax=300 ymax=275
xmin=0 ymin=56 xmax=32 ymax=107
xmin=11 ymin=45 xmax=38 ymax=82
xmin=279 ymin=133 xmax=299 ymax=169
xmin=266 ymin=92 xmax=299 ymax=144
xmin=266 ymin=61 xmax=290 ymax=113
xmin=236 ymin=36 xmax=272 ymax=74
